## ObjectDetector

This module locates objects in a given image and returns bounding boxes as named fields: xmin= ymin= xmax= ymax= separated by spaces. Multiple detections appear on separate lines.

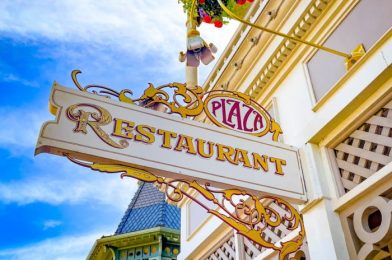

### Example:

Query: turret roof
xmin=115 ymin=182 xmax=180 ymax=234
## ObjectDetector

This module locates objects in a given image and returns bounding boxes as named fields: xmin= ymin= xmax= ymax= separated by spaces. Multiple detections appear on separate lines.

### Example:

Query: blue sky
xmin=0 ymin=1 xmax=237 ymax=259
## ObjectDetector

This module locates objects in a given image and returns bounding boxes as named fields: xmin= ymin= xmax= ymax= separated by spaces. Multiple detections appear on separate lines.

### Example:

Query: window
xmin=307 ymin=0 xmax=392 ymax=101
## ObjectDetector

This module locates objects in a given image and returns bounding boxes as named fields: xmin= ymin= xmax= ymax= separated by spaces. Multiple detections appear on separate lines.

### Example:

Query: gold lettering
xmin=112 ymin=118 xmax=134 ymax=139
xmin=269 ymin=157 xmax=286 ymax=175
xmin=233 ymin=148 xmax=252 ymax=168
xmin=252 ymin=153 xmax=269 ymax=172
xmin=66 ymin=104 xmax=128 ymax=148
xmin=135 ymin=125 xmax=156 ymax=144
xmin=157 ymin=129 xmax=177 ymax=149
xmin=196 ymin=139 xmax=215 ymax=158
xmin=216 ymin=144 xmax=237 ymax=164
xmin=175 ymin=134 xmax=197 ymax=155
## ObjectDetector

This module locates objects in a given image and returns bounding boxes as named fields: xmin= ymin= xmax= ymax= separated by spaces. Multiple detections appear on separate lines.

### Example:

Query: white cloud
xmin=1 ymin=73 xmax=39 ymax=88
xmin=0 ymin=0 xmax=186 ymax=57
xmin=0 ymin=106 xmax=49 ymax=155
xmin=0 ymin=0 xmax=239 ymax=84
xmin=0 ymin=166 xmax=138 ymax=210
xmin=0 ymin=105 xmax=138 ymax=209
xmin=43 ymin=220 xmax=62 ymax=230
xmin=0 ymin=230 xmax=110 ymax=260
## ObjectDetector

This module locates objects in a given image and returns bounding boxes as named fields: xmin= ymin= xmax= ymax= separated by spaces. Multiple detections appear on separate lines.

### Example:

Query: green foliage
xmin=203 ymin=0 xmax=229 ymax=19
xmin=226 ymin=0 xmax=250 ymax=18
xmin=178 ymin=0 xmax=250 ymax=23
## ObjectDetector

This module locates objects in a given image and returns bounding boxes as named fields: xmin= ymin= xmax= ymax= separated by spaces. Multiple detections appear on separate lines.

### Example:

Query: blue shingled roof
xmin=115 ymin=182 xmax=180 ymax=234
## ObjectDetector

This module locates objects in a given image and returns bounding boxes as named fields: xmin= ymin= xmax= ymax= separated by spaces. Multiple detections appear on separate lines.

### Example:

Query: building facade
xmin=178 ymin=0 xmax=392 ymax=259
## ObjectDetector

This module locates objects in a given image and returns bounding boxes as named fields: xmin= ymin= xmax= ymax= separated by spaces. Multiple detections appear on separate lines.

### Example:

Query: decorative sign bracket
xmin=68 ymin=155 xmax=305 ymax=260
xmin=37 ymin=70 xmax=306 ymax=260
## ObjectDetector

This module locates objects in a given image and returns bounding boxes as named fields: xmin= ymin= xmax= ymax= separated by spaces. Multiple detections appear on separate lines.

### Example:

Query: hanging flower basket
xmin=178 ymin=0 xmax=251 ymax=28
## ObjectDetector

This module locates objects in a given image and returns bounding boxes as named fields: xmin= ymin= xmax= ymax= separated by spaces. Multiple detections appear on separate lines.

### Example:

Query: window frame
xmin=302 ymin=0 xmax=360 ymax=109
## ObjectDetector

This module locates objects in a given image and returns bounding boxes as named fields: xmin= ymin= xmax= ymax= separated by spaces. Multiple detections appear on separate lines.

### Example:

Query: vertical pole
xmin=186 ymin=66 xmax=198 ymax=89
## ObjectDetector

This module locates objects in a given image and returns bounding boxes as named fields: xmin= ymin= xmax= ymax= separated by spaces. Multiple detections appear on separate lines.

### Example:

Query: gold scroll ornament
xmin=68 ymin=156 xmax=305 ymax=260
xmin=71 ymin=70 xmax=282 ymax=141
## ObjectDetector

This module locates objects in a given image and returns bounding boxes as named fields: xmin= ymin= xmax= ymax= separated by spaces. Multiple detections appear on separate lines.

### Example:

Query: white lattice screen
xmin=206 ymin=233 xmax=236 ymax=260
xmin=243 ymin=237 xmax=262 ymax=259
xmin=334 ymin=100 xmax=392 ymax=193
xmin=243 ymin=236 xmax=309 ymax=260
xmin=243 ymin=200 xmax=309 ymax=259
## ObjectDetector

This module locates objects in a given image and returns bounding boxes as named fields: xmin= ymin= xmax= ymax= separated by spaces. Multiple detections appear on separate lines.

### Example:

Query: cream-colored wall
xmin=179 ymin=202 xmax=225 ymax=259
xmin=272 ymin=65 xmax=314 ymax=147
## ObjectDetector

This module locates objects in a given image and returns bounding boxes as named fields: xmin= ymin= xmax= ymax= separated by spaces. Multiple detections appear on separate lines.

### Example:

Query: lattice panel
xmin=202 ymin=201 xmax=307 ymax=259
xmin=243 ymin=237 xmax=309 ymax=259
xmin=206 ymin=233 xmax=236 ymax=260
xmin=244 ymin=237 xmax=262 ymax=259
xmin=334 ymin=100 xmax=392 ymax=193
xmin=243 ymin=200 xmax=308 ymax=259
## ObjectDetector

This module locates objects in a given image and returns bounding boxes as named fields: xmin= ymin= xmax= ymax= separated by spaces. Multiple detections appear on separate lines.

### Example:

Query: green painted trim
xmin=88 ymin=227 xmax=180 ymax=260
xmin=98 ymin=227 xmax=179 ymax=243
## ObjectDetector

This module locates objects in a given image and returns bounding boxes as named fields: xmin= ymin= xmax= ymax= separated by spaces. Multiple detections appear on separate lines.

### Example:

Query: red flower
xmin=214 ymin=20 xmax=223 ymax=28
xmin=237 ymin=0 xmax=246 ymax=5
xmin=203 ymin=15 xmax=212 ymax=23
xmin=199 ymin=0 xmax=205 ymax=4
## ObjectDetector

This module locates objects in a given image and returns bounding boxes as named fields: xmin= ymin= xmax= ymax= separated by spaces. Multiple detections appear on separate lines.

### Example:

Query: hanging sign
xmin=35 ymin=77 xmax=306 ymax=203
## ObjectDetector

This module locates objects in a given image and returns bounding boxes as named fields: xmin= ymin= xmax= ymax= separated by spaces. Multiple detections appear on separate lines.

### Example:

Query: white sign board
xmin=35 ymin=84 xmax=307 ymax=203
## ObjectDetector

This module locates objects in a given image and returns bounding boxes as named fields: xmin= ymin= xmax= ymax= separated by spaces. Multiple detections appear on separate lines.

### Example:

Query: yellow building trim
xmin=316 ymin=70 xmax=392 ymax=147
xmin=249 ymin=0 xmax=338 ymax=102
xmin=202 ymin=0 xmax=266 ymax=92
xmin=236 ymin=0 xmax=300 ymax=91
xmin=219 ymin=0 xmax=350 ymax=59
xmin=203 ymin=0 xmax=300 ymax=93
xmin=237 ymin=0 xmax=300 ymax=92
xmin=250 ymin=0 xmax=352 ymax=106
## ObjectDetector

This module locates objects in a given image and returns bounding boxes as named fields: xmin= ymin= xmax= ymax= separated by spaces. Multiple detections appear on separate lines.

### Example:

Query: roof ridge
xmin=114 ymin=182 xmax=146 ymax=234
xmin=158 ymin=202 xmax=166 ymax=227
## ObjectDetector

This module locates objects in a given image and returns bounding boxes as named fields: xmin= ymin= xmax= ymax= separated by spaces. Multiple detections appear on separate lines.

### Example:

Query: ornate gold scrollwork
xmin=71 ymin=70 xmax=135 ymax=105
xmin=67 ymin=156 xmax=305 ymax=260
xmin=270 ymin=119 xmax=283 ymax=142
xmin=70 ymin=70 xmax=283 ymax=141
xmin=136 ymin=82 xmax=204 ymax=118
xmin=71 ymin=70 xmax=205 ymax=119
